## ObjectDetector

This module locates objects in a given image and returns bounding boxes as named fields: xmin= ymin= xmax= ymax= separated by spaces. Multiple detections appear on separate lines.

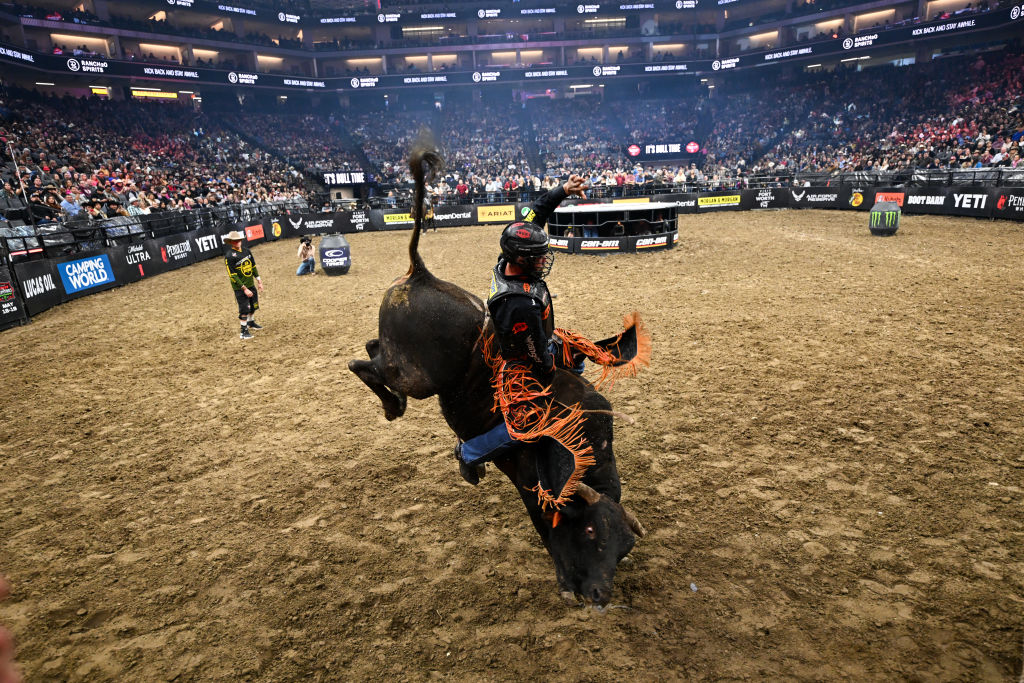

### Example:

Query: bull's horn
xmin=622 ymin=506 xmax=647 ymax=538
xmin=575 ymin=483 xmax=602 ymax=505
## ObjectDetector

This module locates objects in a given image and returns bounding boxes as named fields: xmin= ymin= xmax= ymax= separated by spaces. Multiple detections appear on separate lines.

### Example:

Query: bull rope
xmin=481 ymin=314 xmax=651 ymax=510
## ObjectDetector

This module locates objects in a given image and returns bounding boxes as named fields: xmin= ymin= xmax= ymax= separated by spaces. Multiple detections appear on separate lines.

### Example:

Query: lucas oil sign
xmin=58 ymin=255 xmax=115 ymax=294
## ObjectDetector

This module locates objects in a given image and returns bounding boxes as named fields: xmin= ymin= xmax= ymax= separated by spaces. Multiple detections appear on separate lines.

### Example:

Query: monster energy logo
xmin=870 ymin=211 xmax=899 ymax=227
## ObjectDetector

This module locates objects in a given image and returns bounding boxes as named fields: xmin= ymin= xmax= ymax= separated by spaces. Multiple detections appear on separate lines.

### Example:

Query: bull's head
xmin=543 ymin=483 xmax=646 ymax=608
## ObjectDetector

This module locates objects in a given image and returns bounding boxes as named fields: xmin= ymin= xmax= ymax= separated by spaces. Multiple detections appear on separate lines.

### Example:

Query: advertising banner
xmin=696 ymin=192 xmax=748 ymax=212
xmin=787 ymin=187 xmax=841 ymax=209
xmin=110 ymin=243 xmax=154 ymax=283
xmin=989 ymin=188 xmax=1024 ymax=221
xmin=477 ymin=205 xmax=516 ymax=223
xmin=0 ymin=265 xmax=27 ymax=329
xmin=872 ymin=189 xmax=907 ymax=207
xmin=280 ymin=213 xmax=341 ymax=236
xmin=190 ymin=229 xmax=225 ymax=261
xmin=747 ymin=187 xmax=790 ymax=209
xmin=431 ymin=205 xmax=476 ymax=228
xmin=381 ymin=210 xmax=415 ymax=231
xmin=55 ymin=251 xmax=118 ymax=299
xmin=839 ymin=186 xmax=873 ymax=212
xmin=632 ymin=233 xmax=674 ymax=252
xmin=331 ymin=208 xmax=379 ymax=233
xmin=13 ymin=259 xmax=62 ymax=316
xmin=243 ymin=222 xmax=265 ymax=245
xmin=658 ymin=193 xmax=698 ymax=214
xmin=579 ymin=236 xmax=628 ymax=253
xmin=152 ymin=233 xmax=196 ymax=271
xmin=548 ymin=235 xmax=577 ymax=254
xmin=945 ymin=188 xmax=992 ymax=217
xmin=902 ymin=188 xmax=952 ymax=215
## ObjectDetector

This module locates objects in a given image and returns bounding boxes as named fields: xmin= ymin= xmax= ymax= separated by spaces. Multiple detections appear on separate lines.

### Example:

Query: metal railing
xmin=1 ymin=199 xmax=307 ymax=263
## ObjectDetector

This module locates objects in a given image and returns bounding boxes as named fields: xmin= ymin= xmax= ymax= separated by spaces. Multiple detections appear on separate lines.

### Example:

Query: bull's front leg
xmin=348 ymin=356 xmax=407 ymax=421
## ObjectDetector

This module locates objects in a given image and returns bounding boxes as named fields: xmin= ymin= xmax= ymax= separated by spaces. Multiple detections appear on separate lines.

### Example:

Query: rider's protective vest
xmin=487 ymin=261 xmax=554 ymax=361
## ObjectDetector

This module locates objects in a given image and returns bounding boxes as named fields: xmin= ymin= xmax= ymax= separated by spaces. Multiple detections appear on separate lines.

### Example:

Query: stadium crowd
xmin=2 ymin=47 xmax=1022 ymax=228
xmin=0 ymin=89 xmax=306 ymax=225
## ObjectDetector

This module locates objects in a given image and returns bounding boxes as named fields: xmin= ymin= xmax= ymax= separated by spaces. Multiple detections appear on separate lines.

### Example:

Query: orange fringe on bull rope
xmin=553 ymin=312 xmax=652 ymax=390
xmin=482 ymin=334 xmax=595 ymax=510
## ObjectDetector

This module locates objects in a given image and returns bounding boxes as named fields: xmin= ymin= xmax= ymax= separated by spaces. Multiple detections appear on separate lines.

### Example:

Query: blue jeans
xmin=459 ymin=420 xmax=513 ymax=465
xmin=296 ymin=258 xmax=315 ymax=275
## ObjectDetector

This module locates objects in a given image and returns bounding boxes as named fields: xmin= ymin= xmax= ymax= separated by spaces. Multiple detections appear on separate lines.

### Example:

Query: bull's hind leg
xmin=348 ymin=358 xmax=407 ymax=420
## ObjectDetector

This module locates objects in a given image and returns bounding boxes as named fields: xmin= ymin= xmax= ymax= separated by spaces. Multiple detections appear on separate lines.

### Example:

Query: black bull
xmin=348 ymin=150 xmax=646 ymax=607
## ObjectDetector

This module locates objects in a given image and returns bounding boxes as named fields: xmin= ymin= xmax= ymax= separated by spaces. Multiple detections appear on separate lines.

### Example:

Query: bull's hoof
xmin=560 ymin=591 xmax=583 ymax=607
xmin=383 ymin=394 xmax=407 ymax=421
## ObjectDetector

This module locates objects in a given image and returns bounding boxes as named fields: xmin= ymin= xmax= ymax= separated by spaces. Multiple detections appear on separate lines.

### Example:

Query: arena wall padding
xmin=786 ymin=187 xmax=842 ymax=210
xmin=13 ymin=259 xmax=62 ymax=316
xmin=0 ymin=265 xmax=27 ymax=330
xmin=696 ymin=192 xmax=750 ymax=212
xmin=989 ymin=188 xmax=1024 ymax=220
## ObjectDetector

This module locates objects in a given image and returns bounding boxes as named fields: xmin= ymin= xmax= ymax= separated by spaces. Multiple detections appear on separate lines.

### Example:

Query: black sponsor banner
xmin=902 ymin=188 xmax=952 ymax=215
xmin=579 ymin=236 xmax=628 ymax=253
xmin=548 ymin=235 xmax=577 ymax=254
xmin=152 ymin=233 xmax=196 ymax=271
xmin=747 ymin=188 xmax=790 ymax=209
xmin=13 ymin=259 xmax=62 ymax=316
xmin=53 ymin=250 xmax=119 ymax=300
xmin=696 ymin=192 xmax=750 ymax=212
xmin=0 ymin=265 xmax=27 ymax=329
xmin=990 ymin=188 xmax=1024 ymax=221
xmin=945 ymin=188 xmax=992 ymax=218
xmin=283 ymin=213 xmax=346 ymax=236
xmin=631 ymin=232 xmax=674 ymax=252
xmin=110 ymin=243 xmax=153 ymax=284
xmin=343 ymin=208 xmax=380 ymax=232
xmin=840 ymin=186 xmax=873 ymax=211
xmin=264 ymin=217 xmax=286 ymax=241
xmin=787 ymin=187 xmax=841 ymax=209
xmin=659 ymin=193 xmax=698 ymax=214
xmin=191 ymin=228 xmax=225 ymax=260
xmin=431 ymin=205 xmax=477 ymax=228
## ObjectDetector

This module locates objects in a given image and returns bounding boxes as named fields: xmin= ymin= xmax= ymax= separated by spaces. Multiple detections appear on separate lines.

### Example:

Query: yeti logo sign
xmin=952 ymin=193 xmax=987 ymax=209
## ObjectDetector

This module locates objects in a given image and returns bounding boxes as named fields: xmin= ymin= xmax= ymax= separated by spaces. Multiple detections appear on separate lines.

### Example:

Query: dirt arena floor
xmin=1 ymin=209 xmax=1022 ymax=681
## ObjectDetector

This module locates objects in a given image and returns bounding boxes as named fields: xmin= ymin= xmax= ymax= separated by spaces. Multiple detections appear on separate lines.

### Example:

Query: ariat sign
xmin=58 ymin=255 xmax=115 ymax=294
xmin=699 ymin=195 xmax=741 ymax=206
xmin=477 ymin=205 xmax=515 ymax=222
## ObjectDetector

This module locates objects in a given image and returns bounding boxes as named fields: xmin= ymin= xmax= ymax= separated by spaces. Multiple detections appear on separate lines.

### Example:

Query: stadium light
xmin=806 ymin=64 xmax=821 ymax=68
xmin=131 ymin=86 xmax=161 ymax=91
xmin=585 ymin=18 xmax=625 ymax=23
xmin=570 ymin=84 xmax=593 ymax=89
xmin=35 ymin=82 xmax=55 ymax=86
xmin=402 ymin=25 xmax=444 ymax=32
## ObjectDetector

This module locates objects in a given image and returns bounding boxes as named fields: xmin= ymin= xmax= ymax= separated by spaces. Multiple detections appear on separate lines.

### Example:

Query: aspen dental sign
xmin=58 ymin=255 xmax=115 ymax=294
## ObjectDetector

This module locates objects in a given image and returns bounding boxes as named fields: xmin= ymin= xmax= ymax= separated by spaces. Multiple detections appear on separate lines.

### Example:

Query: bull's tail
xmin=407 ymin=132 xmax=444 ymax=278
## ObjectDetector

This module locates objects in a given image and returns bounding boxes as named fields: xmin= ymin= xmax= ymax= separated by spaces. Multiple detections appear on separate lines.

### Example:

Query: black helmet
xmin=499 ymin=221 xmax=553 ymax=278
